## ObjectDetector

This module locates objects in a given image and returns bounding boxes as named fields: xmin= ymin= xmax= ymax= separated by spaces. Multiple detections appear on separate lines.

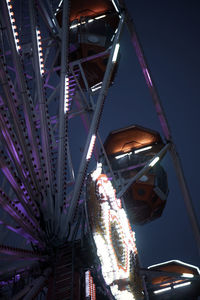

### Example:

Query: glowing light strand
xmin=85 ymin=271 xmax=96 ymax=300
xmin=64 ymin=76 xmax=69 ymax=113
xmin=36 ymin=28 xmax=44 ymax=76
xmin=70 ymin=14 xmax=106 ymax=29
xmin=90 ymin=166 xmax=138 ymax=300
xmin=6 ymin=0 xmax=21 ymax=52
xmin=91 ymin=82 xmax=102 ymax=92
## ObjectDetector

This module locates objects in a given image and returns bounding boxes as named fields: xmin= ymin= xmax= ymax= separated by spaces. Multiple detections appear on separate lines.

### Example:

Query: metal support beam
xmin=38 ymin=0 xmax=61 ymax=37
xmin=23 ymin=268 xmax=52 ymax=300
xmin=0 ymin=188 xmax=44 ymax=246
xmin=56 ymin=0 xmax=70 ymax=217
xmin=2 ymin=1 xmax=44 ymax=197
xmin=0 ymin=155 xmax=40 ymax=226
xmin=117 ymin=143 xmax=171 ymax=198
xmin=29 ymin=0 xmax=54 ymax=218
xmin=0 ymin=244 xmax=46 ymax=260
xmin=0 ymin=260 xmax=38 ymax=279
xmin=60 ymin=14 xmax=125 ymax=238
xmin=0 ymin=48 xmax=43 ymax=199
xmin=170 ymin=144 xmax=200 ymax=253
xmin=0 ymin=110 xmax=40 ymax=210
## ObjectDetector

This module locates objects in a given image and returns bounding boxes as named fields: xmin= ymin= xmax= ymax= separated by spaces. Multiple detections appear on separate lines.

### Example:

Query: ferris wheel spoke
xmin=69 ymin=66 xmax=91 ymax=110
xmin=38 ymin=0 xmax=61 ymax=37
xmin=56 ymin=0 xmax=70 ymax=219
xmin=8 ymin=268 xmax=52 ymax=300
xmin=0 ymin=153 xmax=41 ymax=222
xmin=28 ymin=0 xmax=56 ymax=220
xmin=0 ymin=55 xmax=44 ymax=197
xmin=0 ymin=261 xmax=42 ymax=297
xmin=0 ymin=188 xmax=46 ymax=246
xmin=59 ymin=14 xmax=125 ymax=238
xmin=2 ymin=1 xmax=46 ymax=197
xmin=0 ymin=244 xmax=46 ymax=261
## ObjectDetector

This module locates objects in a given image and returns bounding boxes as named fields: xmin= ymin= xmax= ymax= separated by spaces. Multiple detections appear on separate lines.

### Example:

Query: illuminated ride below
xmin=87 ymin=163 xmax=143 ymax=300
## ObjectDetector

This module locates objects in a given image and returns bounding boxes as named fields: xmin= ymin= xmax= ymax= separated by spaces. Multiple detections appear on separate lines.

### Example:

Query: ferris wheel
xmin=0 ymin=0 xmax=200 ymax=299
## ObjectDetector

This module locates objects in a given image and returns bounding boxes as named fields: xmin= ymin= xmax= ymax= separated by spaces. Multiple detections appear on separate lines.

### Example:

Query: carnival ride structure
xmin=0 ymin=0 xmax=200 ymax=299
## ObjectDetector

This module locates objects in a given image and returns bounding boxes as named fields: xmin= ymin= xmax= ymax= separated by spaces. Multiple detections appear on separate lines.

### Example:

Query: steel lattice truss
xmin=0 ymin=0 xmax=199 ymax=299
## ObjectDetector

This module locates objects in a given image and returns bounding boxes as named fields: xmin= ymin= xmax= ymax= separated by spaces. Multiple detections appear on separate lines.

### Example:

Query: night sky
xmin=100 ymin=0 xmax=200 ymax=268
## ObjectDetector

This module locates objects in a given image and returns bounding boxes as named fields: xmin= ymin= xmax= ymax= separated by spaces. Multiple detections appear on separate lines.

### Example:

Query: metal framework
xmin=0 ymin=0 xmax=199 ymax=298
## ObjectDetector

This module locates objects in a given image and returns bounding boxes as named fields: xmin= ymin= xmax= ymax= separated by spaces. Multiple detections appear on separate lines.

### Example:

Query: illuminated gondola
xmin=56 ymin=0 xmax=120 ymax=89
xmin=102 ymin=125 xmax=169 ymax=224
xmin=147 ymin=260 xmax=200 ymax=299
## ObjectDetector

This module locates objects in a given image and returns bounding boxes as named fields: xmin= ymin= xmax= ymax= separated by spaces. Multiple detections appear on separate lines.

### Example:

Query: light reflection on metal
xmin=86 ymin=134 xmax=96 ymax=160
xmin=149 ymin=156 xmax=159 ymax=167
xmin=112 ymin=43 xmax=120 ymax=62
xmin=111 ymin=0 xmax=119 ymax=13
xmin=144 ymin=68 xmax=153 ymax=86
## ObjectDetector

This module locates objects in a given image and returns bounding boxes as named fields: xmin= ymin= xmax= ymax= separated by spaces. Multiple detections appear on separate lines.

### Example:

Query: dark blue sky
xmin=100 ymin=0 xmax=200 ymax=268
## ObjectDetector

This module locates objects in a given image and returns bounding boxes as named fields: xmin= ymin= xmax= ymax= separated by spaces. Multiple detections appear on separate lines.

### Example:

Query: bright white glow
xmin=91 ymin=81 xmax=102 ymax=92
xmin=85 ymin=271 xmax=90 ymax=297
xmin=64 ymin=76 xmax=69 ymax=113
xmin=115 ymin=151 xmax=132 ymax=159
xmin=149 ymin=156 xmax=159 ymax=167
xmin=55 ymin=0 xmax=63 ymax=13
xmin=112 ymin=43 xmax=120 ymax=63
xmin=148 ymin=260 xmax=200 ymax=274
xmin=111 ymin=0 xmax=119 ymax=12
xmin=6 ymin=0 xmax=21 ymax=52
xmin=90 ymin=169 xmax=138 ymax=300
xmin=86 ymin=135 xmax=96 ymax=160
xmin=174 ymin=281 xmax=191 ymax=289
xmin=95 ymin=14 xmax=106 ymax=20
xmin=70 ymin=23 xmax=80 ymax=29
xmin=58 ymin=0 xmax=63 ymax=8
xmin=36 ymin=29 xmax=44 ymax=76
xmin=85 ymin=271 xmax=96 ymax=299
xmin=111 ymin=35 xmax=115 ymax=42
xmin=70 ymin=15 xmax=106 ymax=29
xmin=182 ymin=273 xmax=194 ymax=278
xmin=145 ymin=68 xmax=153 ymax=86
xmin=91 ymin=86 xmax=101 ymax=92
xmin=154 ymin=287 xmax=171 ymax=294
xmin=134 ymin=146 xmax=152 ymax=154
xmin=91 ymin=163 xmax=102 ymax=181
